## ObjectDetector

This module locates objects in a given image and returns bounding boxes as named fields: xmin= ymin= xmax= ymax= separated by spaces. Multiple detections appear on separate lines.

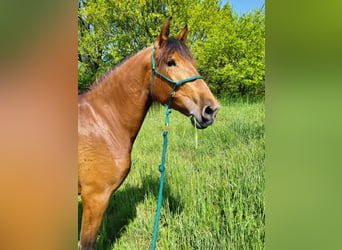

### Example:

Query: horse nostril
xmin=200 ymin=105 xmax=219 ymax=126
xmin=204 ymin=105 xmax=215 ymax=115
xmin=201 ymin=105 xmax=216 ymax=123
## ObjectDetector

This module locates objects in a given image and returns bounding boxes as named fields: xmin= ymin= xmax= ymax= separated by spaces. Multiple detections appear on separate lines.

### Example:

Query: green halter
xmin=150 ymin=45 xmax=203 ymax=99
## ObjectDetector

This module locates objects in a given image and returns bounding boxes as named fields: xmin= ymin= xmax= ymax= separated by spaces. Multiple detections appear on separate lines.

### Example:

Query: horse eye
xmin=167 ymin=59 xmax=176 ymax=67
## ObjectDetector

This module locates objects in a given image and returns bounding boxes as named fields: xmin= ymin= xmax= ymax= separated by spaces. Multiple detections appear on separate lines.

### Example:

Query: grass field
xmin=78 ymin=99 xmax=265 ymax=249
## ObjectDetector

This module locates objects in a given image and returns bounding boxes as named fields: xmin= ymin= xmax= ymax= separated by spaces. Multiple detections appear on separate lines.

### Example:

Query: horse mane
xmin=79 ymin=38 xmax=194 ymax=95
xmin=78 ymin=68 xmax=114 ymax=96
xmin=79 ymin=50 xmax=143 ymax=95
xmin=156 ymin=37 xmax=194 ymax=67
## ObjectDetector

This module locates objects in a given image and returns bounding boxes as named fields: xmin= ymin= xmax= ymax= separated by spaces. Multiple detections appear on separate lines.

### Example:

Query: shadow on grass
xmin=78 ymin=175 xmax=184 ymax=249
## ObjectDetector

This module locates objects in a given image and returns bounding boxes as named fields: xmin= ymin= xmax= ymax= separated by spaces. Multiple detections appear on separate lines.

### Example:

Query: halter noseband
xmin=150 ymin=45 xmax=203 ymax=99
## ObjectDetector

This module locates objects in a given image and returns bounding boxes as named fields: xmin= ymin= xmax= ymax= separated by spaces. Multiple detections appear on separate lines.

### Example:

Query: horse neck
xmin=84 ymin=47 xmax=152 ymax=144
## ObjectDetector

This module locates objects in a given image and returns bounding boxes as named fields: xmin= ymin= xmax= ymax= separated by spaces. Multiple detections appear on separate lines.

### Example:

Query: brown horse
xmin=78 ymin=17 xmax=220 ymax=249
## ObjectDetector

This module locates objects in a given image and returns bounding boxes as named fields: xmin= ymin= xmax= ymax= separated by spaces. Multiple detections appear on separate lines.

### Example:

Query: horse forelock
xmin=156 ymin=38 xmax=194 ymax=67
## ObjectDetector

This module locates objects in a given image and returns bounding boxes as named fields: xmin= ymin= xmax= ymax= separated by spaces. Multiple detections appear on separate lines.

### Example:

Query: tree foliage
xmin=78 ymin=0 xmax=265 ymax=97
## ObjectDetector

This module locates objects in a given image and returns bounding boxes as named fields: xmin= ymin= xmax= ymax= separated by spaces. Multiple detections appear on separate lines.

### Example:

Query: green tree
xmin=78 ymin=0 xmax=192 ymax=92
xmin=192 ymin=6 xmax=265 ymax=97
xmin=78 ymin=0 xmax=265 ymax=97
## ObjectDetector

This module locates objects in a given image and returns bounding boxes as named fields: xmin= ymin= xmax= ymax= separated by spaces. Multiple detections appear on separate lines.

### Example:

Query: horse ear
xmin=177 ymin=24 xmax=188 ymax=44
xmin=155 ymin=16 xmax=172 ymax=48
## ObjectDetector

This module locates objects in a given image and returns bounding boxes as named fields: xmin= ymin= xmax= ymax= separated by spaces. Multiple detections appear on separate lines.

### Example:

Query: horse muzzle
xmin=190 ymin=104 xmax=220 ymax=129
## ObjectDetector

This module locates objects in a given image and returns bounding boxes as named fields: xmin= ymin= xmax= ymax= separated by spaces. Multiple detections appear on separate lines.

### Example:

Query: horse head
xmin=151 ymin=17 xmax=220 ymax=129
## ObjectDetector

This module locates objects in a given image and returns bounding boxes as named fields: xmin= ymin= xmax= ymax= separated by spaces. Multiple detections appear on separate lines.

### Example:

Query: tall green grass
xmin=78 ymin=99 xmax=265 ymax=249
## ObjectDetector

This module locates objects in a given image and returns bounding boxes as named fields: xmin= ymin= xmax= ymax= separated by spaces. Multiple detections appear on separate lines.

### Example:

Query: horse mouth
xmin=190 ymin=115 xmax=211 ymax=129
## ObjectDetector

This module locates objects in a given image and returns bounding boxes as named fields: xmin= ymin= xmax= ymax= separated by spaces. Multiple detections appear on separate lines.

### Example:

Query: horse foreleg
xmin=79 ymin=158 xmax=131 ymax=250
xmin=79 ymin=190 xmax=111 ymax=250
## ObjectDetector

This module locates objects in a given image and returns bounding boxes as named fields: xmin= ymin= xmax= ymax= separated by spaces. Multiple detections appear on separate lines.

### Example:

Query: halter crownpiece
xmin=150 ymin=45 xmax=203 ymax=98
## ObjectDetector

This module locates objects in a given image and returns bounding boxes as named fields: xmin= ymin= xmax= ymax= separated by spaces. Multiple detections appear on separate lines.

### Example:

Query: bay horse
xmin=78 ymin=17 xmax=220 ymax=250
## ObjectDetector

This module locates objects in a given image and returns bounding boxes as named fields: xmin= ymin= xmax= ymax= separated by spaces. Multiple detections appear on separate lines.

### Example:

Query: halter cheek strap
xmin=150 ymin=46 xmax=203 ymax=99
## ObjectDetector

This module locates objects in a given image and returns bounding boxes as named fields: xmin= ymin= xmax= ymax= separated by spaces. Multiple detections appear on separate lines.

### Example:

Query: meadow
xmin=78 ymin=99 xmax=265 ymax=249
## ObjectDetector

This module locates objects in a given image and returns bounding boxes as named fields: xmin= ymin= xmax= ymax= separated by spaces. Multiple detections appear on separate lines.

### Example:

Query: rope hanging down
xmin=151 ymin=94 xmax=173 ymax=250
xmin=150 ymin=46 xmax=203 ymax=250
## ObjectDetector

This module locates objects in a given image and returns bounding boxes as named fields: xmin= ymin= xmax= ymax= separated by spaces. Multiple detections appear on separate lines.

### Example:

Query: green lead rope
xmin=150 ymin=45 xmax=203 ymax=249
xmin=151 ymin=89 xmax=174 ymax=250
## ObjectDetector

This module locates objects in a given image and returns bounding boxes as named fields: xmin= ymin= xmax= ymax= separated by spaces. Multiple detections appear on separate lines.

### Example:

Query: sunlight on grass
xmin=79 ymin=99 xmax=265 ymax=249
